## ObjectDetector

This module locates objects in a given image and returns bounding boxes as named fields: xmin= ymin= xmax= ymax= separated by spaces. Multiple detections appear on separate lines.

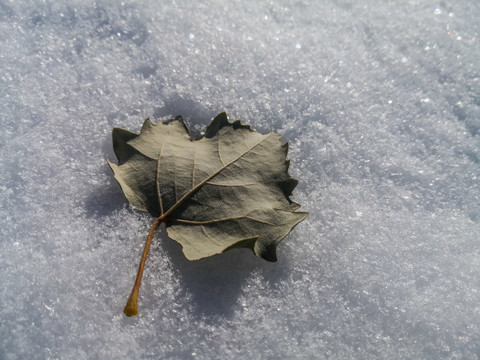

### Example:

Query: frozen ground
xmin=1 ymin=1 xmax=479 ymax=359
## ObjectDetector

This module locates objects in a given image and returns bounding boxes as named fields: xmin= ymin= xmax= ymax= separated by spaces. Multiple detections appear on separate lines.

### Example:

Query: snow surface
xmin=1 ymin=0 xmax=479 ymax=359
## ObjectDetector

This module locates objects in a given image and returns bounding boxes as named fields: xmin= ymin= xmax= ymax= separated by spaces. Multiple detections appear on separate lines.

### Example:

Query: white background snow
xmin=1 ymin=0 xmax=479 ymax=359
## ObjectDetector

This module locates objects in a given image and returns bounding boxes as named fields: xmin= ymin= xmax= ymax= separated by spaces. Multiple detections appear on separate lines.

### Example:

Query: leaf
xmin=107 ymin=112 xmax=308 ymax=315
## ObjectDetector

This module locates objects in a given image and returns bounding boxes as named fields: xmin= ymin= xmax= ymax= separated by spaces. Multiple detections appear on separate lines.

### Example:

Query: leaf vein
xmin=169 ymin=226 xmax=202 ymax=252
xmin=200 ymin=225 xmax=223 ymax=247
xmin=217 ymin=137 xmax=225 ymax=166
xmin=174 ymin=215 xmax=275 ymax=226
xmin=205 ymin=182 xmax=259 ymax=187
xmin=192 ymin=145 xmax=197 ymax=188
xmin=156 ymin=144 xmax=165 ymax=215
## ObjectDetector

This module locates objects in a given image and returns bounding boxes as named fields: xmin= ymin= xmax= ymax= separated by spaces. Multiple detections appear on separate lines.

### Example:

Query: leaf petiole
xmin=123 ymin=214 xmax=164 ymax=316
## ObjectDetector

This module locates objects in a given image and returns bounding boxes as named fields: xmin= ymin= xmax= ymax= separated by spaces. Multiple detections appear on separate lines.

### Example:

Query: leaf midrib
xmin=172 ymin=216 xmax=276 ymax=226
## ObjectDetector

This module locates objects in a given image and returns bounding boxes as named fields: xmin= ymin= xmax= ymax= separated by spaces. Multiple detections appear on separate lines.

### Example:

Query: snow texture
xmin=1 ymin=1 xmax=479 ymax=359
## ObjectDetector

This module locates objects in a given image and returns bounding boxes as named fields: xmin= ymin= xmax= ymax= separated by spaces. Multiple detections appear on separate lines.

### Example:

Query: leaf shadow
xmin=156 ymin=229 xmax=292 ymax=322
xmin=152 ymin=94 xmax=218 ymax=137
xmin=84 ymin=163 xmax=128 ymax=218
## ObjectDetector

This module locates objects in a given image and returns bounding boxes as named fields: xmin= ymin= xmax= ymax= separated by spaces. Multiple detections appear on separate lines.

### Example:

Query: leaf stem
xmin=124 ymin=215 xmax=164 ymax=316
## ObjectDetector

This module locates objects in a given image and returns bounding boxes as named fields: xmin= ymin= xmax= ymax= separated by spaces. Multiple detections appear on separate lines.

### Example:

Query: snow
xmin=1 ymin=0 xmax=479 ymax=359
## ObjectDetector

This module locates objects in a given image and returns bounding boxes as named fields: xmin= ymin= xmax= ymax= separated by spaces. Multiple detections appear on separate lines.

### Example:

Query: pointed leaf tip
xmin=204 ymin=112 xmax=229 ymax=138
